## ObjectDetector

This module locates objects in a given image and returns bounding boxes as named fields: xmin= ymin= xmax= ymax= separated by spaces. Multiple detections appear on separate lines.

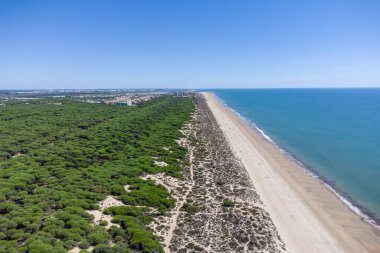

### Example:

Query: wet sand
xmin=202 ymin=92 xmax=380 ymax=253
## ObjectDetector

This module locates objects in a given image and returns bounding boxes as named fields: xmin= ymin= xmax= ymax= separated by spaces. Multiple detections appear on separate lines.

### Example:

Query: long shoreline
xmin=213 ymin=94 xmax=380 ymax=228
xmin=201 ymin=92 xmax=380 ymax=253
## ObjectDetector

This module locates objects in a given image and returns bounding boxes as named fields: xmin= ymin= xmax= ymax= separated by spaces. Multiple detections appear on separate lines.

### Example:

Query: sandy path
xmin=164 ymin=130 xmax=195 ymax=252
xmin=202 ymin=92 xmax=380 ymax=253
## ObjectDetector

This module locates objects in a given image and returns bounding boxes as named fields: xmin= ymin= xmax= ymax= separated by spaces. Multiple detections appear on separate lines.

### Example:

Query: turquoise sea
xmin=209 ymin=89 xmax=380 ymax=225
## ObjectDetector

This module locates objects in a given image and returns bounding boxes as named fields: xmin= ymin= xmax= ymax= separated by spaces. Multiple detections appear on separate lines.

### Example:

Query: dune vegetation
xmin=0 ymin=96 xmax=193 ymax=253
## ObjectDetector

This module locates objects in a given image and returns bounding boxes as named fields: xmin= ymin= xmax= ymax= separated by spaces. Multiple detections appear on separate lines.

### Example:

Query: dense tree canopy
xmin=0 ymin=96 xmax=193 ymax=253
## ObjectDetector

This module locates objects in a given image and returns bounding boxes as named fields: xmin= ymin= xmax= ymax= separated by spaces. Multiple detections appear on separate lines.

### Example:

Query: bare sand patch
xmin=154 ymin=160 xmax=168 ymax=167
xmin=69 ymin=246 xmax=94 ymax=253
xmin=86 ymin=196 xmax=124 ymax=229
xmin=124 ymin=184 xmax=131 ymax=192
xmin=11 ymin=152 xmax=24 ymax=158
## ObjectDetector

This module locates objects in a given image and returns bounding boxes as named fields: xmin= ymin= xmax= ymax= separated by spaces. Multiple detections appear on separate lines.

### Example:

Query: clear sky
xmin=1 ymin=0 xmax=379 ymax=89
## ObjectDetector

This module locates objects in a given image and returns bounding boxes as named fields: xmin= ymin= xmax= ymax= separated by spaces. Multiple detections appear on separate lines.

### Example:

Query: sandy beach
xmin=202 ymin=92 xmax=380 ymax=253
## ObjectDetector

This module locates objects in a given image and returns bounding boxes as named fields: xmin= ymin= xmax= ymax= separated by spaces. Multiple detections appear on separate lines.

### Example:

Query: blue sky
xmin=0 ymin=0 xmax=379 ymax=89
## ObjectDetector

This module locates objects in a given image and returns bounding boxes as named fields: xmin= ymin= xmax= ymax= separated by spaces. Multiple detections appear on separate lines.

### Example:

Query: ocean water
xmin=209 ymin=89 xmax=380 ymax=224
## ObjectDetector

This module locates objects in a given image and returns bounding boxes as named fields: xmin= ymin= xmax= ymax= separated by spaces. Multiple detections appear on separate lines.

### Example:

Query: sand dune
xmin=202 ymin=92 xmax=380 ymax=253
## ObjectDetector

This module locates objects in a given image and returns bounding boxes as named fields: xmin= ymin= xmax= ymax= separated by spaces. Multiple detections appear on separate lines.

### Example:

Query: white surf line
xmin=164 ymin=125 xmax=196 ymax=253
